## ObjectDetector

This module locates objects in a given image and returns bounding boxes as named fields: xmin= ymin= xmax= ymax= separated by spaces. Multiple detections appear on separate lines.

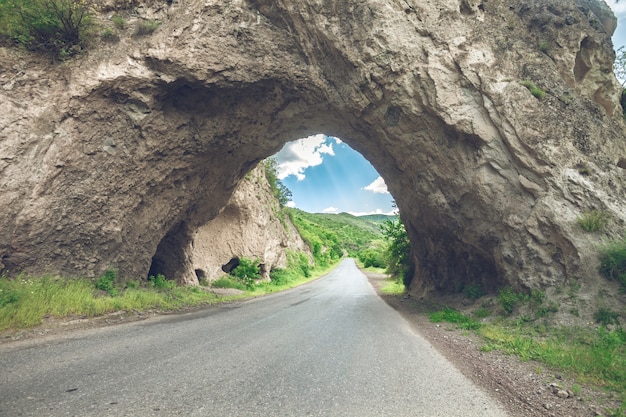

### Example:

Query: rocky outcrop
xmin=187 ymin=166 xmax=311 ymax=284
xmin=1 ymin=0 xmax=625 ymax=308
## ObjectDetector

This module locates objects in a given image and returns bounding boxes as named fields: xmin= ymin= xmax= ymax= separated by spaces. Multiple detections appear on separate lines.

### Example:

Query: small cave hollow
xmin=221 ymin=257 xmax=240 ymax=273
xmin=148 ymin=221 xmax=193 ymax=282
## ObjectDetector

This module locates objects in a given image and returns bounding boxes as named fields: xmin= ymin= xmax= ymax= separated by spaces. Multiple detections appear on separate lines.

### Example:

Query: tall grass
xmin=599 ymin=236 xmax=626 ymax=287
xmin=479 ymin=325 xmax=626 ymax=394
xmin=0 ymin=275 xmax=222 ymax=332
xmin=429 ymin=308 xmax=626 ymax=402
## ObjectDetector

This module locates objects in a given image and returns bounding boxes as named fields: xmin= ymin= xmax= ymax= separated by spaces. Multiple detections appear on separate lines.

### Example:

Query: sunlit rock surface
xmin=1 ymin=0 xmax=625 ymax=316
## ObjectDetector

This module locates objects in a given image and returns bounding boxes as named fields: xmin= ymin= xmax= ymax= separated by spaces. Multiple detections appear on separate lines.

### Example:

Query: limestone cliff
xmin=1 ymin=0 xmax=626 ymax=317
xmin=149 ymin=165 xmax=311 ymax=284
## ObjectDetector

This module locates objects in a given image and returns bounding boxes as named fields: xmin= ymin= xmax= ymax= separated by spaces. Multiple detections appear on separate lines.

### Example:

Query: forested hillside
xmin=286 ymin=209 xmax=395 ymax=262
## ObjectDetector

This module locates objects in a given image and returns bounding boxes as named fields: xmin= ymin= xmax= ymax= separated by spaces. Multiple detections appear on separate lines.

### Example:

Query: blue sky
xmin=612 ymin=2 xmax=626 ymax=50
xmin=273 ymin=135 xmax=395 ymax=215
xmin=272 ymin=4 xmax=626 ymax=216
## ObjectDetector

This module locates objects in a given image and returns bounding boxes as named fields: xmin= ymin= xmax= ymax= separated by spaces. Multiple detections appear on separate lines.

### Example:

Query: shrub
xmin=520 ymin=80 xmax=546 ymax=99
xmin=148 ymin=274 xmax=175 ymax=290
xmin=380 ymin=217 xmax=412 ymax=285
xmin=594 ymin=307 xmax=620 ymax=327
xmin=599 ymin=237 xmax=626 ymax=287
xmin=577 ymin=210 xmax=609 ymax=232
xmin=358 ymin=248 xmax=386 ymax=269
xmin=498 ymin=287 xmax=522 ymax=315
xmin=95 ymin=270 xmax=118 ymax=296
xmin=111 ymin=15 xmax=126 ymax=30
xmin=101 ymin=27 xmax=116 ymax=40
xmin=230 ymin=257 xmax=260 ymax=288
xmin=135 ymin=19 xmax=160 ymax=36
xmin=264 ymin=159 xmax=292 ymax=208
xmin=474 ymin=307 xmax=491 ymax=319
xmin=0 ymin=0 xmax=93 ymax=58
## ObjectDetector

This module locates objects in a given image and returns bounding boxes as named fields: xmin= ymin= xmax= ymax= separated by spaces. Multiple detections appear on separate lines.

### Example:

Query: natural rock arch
xmin=1 ymin=0 xmax=626 ymax=299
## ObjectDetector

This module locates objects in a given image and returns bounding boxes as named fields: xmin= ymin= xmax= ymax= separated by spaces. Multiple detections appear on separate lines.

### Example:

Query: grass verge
xmin=0 ymin=259 xmax=338 ymax=334
xmin=429 ymin=307 xmax=626 ymax=411
xmin=381 ymin=279 xmax=405 ymax=295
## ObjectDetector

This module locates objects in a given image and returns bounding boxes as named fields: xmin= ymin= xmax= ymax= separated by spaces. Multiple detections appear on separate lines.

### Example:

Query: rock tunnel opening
xmin=136 ymin=63 xmax=566 ymax=296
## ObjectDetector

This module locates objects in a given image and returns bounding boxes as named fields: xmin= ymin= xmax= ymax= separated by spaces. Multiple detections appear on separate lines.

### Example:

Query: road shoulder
xmin=364 ymin=270 xmax=620 ymax=417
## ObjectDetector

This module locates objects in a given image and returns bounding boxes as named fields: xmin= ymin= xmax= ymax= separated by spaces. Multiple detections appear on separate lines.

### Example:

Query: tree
xmin=615 ymin=46 xmax=626 ymax=116
xmin=380 ymin=217 xmax=412 ymax=285
xmin=263 ymin=158 xmax=292 ymax=207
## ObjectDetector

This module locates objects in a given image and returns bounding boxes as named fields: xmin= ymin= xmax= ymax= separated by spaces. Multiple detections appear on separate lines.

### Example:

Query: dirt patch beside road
xmin=365 ymin=270 xmax=622 ymax=417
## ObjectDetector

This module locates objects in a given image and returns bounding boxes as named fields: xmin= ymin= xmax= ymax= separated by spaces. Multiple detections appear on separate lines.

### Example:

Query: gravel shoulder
xmin=364 ymin=270 xmax=623 ymax=417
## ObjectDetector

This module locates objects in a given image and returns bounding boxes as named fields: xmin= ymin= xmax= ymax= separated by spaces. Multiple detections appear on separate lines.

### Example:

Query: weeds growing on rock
xmin=135 ymin=19 xmax=160 ymax=36
xmin=577 ymin=210 xmax=609 ymax=232
xmin=599 ymin=237 xmax=626 ymax=288
xmin=520 ymin=80 xmax=546 ymax=99
xmin=0 ymin=0 xmax=93 ymax=58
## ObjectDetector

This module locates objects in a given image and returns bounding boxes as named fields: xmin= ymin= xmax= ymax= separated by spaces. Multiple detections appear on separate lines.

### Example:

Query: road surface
xmin=0 ymin=259 xmax=508 ymax=416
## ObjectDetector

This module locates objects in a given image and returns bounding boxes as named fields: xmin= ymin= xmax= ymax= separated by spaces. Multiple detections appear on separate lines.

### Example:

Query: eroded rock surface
xmin=184 ymin=166 xmax=310 ymax=284
xmin=1 ymin=0 xmax=625 ymax=313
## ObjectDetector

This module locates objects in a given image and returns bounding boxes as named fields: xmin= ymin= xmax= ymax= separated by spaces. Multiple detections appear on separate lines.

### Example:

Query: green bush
xmin=264 ymin=159 xmax=292 ymax=208
xmin=358 ymin=248 xmax=386 ymax=269
xmin=599 ymin=237 xmax=626 ymax=288
xmin=148 ymin=274 xmax=175 ymax=290
xmin=380 ymin=217 xmax=412 ymax=285
xmin=498 ymin=287 xmax=522 ymax=315
xmin=577 ymin=210 xmax=609 ymax=232
xmin=0 ymin=0 xmax=93 ymax=57
xmin=520 ymin=80 xmax=546 ymax=99
xmin=111 ymin=15 xmax=126 ymax=30
xmin=594 ymin=307 xmax=620 ymax=327
xmin=95 ymin=270 xmax=117 ymax=296
xmin=231 ymin=257 xmax=260 ymax=288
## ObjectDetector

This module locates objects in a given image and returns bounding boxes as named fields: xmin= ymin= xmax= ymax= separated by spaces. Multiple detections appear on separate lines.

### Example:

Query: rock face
xmin=186 ymin=166 xmax=311 ymax=284
xmin=1 ymin=0 xmax=625 ymax=303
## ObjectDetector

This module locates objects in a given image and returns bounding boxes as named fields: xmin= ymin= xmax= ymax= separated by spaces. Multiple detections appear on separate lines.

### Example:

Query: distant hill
xmin=286 ymin=209 xmax=393 ymax=257
xmin=357 ymin=213 xmax=398 ymax=225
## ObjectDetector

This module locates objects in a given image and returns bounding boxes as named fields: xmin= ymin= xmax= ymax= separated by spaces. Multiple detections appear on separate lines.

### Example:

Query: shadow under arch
xmin=140 ymin=78 xmax=509 ymax=295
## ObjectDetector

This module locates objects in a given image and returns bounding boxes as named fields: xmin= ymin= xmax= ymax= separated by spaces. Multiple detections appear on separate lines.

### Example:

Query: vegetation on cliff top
xmin=0 ymin=0 xmax=93 ymax=58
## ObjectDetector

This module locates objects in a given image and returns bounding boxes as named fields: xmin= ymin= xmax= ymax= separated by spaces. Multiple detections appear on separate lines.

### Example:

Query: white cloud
xmin=607 ymin=0 xmax=626 ymax=14
xmin=274 ymin=134 xmax=336 ymax=180
xmin=363 ymin=176 xmax=389 ymax=194
xmin=322 ymin=206 xmax=339 ymax=213
xmin=286 ymin=201 xmax=297 ymax=208
xmin=347 ymin=208 xmax=399 ymax=217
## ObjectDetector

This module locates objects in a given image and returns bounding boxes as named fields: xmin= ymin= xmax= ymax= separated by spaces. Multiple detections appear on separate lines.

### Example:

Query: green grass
xmin=479 ymin=324 xmax=626 ymax=396
xmin=430 ymin=304 xmax=626 ymax=406
xmin=520 ymin=80 xmax=546 ymax=99
xmin=0 ymin=0 xmax=93 ymax=58
xmin=0 ymin=275 xmax=225 ymax=332
xmin=429 ymin=307 xmax=481 ymax=330
xmin=381 ymin=279 xmax=405 ymax=295
xmin=0 ymin=250 xmax=337 ymax=333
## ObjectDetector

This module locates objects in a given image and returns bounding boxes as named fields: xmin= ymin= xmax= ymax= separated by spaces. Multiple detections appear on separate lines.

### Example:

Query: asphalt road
xmin=0 ymin=259 xmax=509 ymax=416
